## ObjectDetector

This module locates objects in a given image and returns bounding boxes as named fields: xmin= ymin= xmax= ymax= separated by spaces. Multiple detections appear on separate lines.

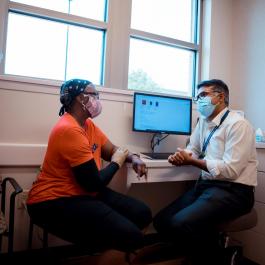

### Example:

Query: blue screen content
xmin=133 ymin=93 xmax=192 ymax=135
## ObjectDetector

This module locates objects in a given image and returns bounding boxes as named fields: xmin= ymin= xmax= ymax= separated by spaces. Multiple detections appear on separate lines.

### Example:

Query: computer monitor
xmin=132 ymin=92 xmax=192 ymax=135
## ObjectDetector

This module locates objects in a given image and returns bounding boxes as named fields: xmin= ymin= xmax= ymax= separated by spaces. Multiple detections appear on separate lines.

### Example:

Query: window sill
xmin=0 ymin=74 xmax=134 ymax=103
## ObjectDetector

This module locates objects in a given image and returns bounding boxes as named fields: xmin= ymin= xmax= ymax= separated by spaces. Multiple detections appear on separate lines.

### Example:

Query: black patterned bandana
xmin=59 ymin=79 xmax=92 ymax=116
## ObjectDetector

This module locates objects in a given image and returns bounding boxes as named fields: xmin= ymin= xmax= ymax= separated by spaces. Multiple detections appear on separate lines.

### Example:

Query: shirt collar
xmin=206 ymin=107 xmax=229 ymax=127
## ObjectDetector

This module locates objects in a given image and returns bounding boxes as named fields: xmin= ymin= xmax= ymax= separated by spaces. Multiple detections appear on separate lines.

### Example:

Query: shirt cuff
xmin=206 ymin=159 xmax=221 ymax=177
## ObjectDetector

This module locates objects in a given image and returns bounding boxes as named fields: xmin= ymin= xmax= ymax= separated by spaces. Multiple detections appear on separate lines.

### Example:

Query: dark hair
xmin=197 ymin=79 xmax=229 ymax=106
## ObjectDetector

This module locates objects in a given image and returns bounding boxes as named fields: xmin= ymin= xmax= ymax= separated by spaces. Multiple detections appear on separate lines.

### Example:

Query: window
xmin=12 ymin=0 xmax=106 ymax=21
xmin=0 ymin=0 xmax=201 ymax=97
xmin=129 ymin=38 xmax=194 ymax=96
xmin=3 ymin=0 xmax=107 ymax=85
xmin=131 ymin=0 xmax=194 ymax=42
xmin=129 ymin=0 xmax=200 ymax=96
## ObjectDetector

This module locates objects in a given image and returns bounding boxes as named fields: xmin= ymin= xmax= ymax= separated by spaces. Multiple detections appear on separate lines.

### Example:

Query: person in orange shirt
xmin=27 ymin=79 xmax=152 ymax=253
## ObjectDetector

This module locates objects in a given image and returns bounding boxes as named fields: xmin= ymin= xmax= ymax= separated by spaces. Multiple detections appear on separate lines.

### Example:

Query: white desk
xmin=126 ymin=158 xmax=200 ymax=188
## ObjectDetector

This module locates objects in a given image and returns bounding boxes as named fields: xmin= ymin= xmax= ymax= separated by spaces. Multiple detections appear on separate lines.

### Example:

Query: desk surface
xmin=126 ymin=158 xmax=200 ymax=187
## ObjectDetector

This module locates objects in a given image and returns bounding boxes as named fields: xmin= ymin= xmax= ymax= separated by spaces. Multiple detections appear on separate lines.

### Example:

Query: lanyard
xmin=199 ymin=110 xmax=230 ymax=159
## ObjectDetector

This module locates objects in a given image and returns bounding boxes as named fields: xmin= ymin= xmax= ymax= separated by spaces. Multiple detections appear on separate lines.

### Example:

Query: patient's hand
xmin=111 ymin=148 xmax=129 ymax=168
xmin=132 ymin=156 xmax=148 ymax=180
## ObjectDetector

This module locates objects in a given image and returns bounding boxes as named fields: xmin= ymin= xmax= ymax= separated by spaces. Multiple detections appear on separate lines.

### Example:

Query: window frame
xmin=128 ymin=0 xmax=201 ymax=97
xmin=0 ymin=0 xmax=202 ymax=98
xmin=0 ymin=1 xmax=108 ymax=84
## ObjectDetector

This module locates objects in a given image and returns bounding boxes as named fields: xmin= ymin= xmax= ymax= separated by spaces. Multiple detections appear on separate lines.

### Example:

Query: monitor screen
xmin=132 ymin=92 xmax=192 ymax=135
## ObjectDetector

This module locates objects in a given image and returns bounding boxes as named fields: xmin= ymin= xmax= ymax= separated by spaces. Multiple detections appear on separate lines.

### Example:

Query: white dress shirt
xmin=186 ymin=107 xmax=258 ymax=186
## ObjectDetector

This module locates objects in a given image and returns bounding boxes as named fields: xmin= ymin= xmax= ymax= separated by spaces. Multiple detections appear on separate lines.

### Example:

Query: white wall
xmin=0 ymin=77 xmax=195 ymax=162
xmin=231 ymin=0 xmax=265 ymax=130
xmin=203 ymin=0 xmax=265 ymax=131
xmin=201 ymin=0 xmax=233 ymax=92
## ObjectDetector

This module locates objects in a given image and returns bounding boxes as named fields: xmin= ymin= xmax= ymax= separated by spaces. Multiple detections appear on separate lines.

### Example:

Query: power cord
xmin=150 ymin=133 xmax=169 ymax=152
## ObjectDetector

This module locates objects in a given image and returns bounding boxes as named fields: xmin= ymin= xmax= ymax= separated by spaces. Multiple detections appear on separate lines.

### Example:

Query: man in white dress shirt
xmin=153 ymin=79 xmax=257 ymax=265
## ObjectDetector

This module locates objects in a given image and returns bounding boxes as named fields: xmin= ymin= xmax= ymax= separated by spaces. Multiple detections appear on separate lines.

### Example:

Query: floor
xmin=0 ymin=243 xmax=185 ymax=265
xmin=0 ymin=243 xmax=260 ymax=265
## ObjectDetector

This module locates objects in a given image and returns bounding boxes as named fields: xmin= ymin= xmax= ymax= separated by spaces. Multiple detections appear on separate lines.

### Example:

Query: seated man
xmin=153 ymin=79 xmax=257 ymax=265
xmin=27 ymin=79 xmax=152 ymax=254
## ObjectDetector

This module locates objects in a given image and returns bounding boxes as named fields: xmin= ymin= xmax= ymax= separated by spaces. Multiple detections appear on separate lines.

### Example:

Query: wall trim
xmin=0 ymin=143 xmax=47 ymax=166
xmin=0 ymin=75 xmax=134 ymax=103
xmin=0 ymin=75 xmax=194 ymax=104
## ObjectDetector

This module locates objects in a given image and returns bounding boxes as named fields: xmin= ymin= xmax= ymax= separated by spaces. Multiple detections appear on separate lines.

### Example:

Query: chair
xmin=0 ymin=177 xmax=23 ymax=253
xmin=217 ymin=208 xmax=258 ymax=264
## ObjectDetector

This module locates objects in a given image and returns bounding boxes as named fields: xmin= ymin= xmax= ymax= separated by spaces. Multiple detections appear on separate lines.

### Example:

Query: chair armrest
xmin=0 ymin=177 xmax=23 ymax=252
xmin=1 ymin=177 xmax=23 ymax=214
xmin=2 ymin=177 xmax=23 ymax=194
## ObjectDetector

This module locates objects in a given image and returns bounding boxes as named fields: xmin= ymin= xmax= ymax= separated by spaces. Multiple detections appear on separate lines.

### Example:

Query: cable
xmin=150 ymin=133 xmax=170 ymax=152
xmin=150 ymin=133 xmax=157 ymax=151
xmin=159 ymin=134 xmax=170 ymax=142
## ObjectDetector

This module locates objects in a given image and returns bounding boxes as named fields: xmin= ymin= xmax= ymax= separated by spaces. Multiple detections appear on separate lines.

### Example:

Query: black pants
xmin=153 ymin=179 xmax=254 ymax=264
xmin=27 ymin=187 xmax=152 ymax=252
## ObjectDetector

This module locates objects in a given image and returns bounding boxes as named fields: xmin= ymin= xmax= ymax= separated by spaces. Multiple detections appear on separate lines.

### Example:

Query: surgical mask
xmin=197 ymin=96 xmax=217 ymax=118
xmin=85 ymin=97 xmax=102 ymax=118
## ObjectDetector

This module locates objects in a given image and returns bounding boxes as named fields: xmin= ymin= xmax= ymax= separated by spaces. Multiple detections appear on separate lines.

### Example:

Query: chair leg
xmin=43 ymin=228 xmax=48 ymax=248
xmin=8 ymin=192 xmax=17 ymax=253
xmin=28 ymin=218 xmax=34 ymax=249
xmin=28 ymin=219 xmax=49 ymax=249
xmin=0 ymin=234 xmax=2 ymax=253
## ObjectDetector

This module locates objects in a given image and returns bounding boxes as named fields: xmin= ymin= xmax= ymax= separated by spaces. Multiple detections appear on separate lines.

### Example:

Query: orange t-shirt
xmin=27 ymin=113 xmax=108 ymax=204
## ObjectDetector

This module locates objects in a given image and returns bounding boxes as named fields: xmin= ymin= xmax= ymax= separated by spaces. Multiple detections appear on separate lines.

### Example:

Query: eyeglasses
xmin=193 ymin=91 xmax=220 ymax=102
xmin=83 ymin=92 xmax=100 ymax=99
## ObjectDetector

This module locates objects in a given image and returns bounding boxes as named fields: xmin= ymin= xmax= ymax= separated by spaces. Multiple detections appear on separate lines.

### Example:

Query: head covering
xmin=59 ymin=79 xmax=92 ymax=116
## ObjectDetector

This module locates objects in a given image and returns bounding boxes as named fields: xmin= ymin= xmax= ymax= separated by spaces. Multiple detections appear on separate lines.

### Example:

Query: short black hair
xmin=197 ymin=79 xmax=229 ymax=106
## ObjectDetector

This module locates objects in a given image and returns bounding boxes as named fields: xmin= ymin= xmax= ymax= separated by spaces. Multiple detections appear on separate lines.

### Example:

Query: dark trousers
xmin=27 ymin=187 xmax=152 ymax=252
xmin=153 ymin=179 xmax=254 ymax=264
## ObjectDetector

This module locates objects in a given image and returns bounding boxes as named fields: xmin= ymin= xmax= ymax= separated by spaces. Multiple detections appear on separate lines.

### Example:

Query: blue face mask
xmin=197 ymin=96 xmax=216 ymax=118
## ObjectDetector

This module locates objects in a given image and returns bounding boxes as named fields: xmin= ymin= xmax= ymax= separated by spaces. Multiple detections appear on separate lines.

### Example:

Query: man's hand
xmin=168 ymin=148 xmax=193 ymax=166
xmin=132 ymin=156 xmax=148 ymax=180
